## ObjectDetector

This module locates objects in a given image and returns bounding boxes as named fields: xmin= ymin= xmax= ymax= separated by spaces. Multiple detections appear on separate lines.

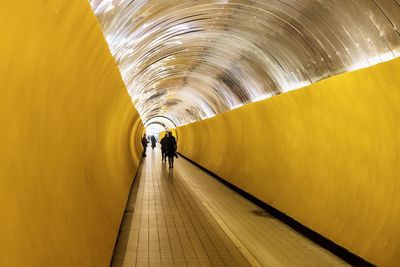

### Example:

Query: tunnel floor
xmin=111 ymin=147 xmax=348 ymax=267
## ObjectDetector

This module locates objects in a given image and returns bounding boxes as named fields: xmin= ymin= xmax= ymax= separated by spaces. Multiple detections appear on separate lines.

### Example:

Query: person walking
xmin=160 ymin=133 xmax=168 ymax=162
xmin=165 ymin=131 xmax=177 ymax=168
xmin=151 ymin=135 xmax=156 ymax=149
xmin=141 ymin=134 xmax=148 ymax=157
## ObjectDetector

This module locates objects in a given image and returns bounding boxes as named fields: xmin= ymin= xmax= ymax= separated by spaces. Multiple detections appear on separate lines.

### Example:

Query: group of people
xmin=141 ymin=131 xmax=177 ymax=168
xmin=141 ymin=135 xmax=156 ymax=157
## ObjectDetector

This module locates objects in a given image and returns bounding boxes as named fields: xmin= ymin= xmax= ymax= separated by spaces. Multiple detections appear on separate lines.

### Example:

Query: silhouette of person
xmin=160 ymin=133 xmax=168 ymax=162
xmin=165 ymin=131 xmax=177 ymax=168
xmin=151 ymin=135 xmax=156 ymax=149
xmin=141 ymin=134 xmax=148 ymax=157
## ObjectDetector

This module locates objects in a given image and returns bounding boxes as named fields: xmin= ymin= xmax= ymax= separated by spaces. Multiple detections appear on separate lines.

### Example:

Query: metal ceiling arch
xmin=89 ymin=0 xmax=400 ymax=126
xmin=144 ymin=115 xmax=179 ymax=141
xmin=144 ymin=115 xmax=178 ymax=129
xmin=145 ymin=121 xmax=168 ymax=129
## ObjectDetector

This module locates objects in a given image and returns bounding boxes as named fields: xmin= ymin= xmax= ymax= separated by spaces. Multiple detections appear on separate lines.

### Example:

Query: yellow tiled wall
xmin=177 ymin=57 xmax=400 ymax=266
xmin=0 ymin=0 xmax=142 ymax=266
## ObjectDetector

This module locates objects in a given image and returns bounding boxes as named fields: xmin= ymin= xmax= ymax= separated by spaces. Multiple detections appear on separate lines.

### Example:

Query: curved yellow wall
xmin=178 ymin=57 xmax=400 ymax=266
xmin=0 ymin=0 xmax=142 ymax=266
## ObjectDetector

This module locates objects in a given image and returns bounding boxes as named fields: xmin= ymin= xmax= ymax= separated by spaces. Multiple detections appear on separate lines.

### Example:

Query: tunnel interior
xmin=1 ymin=0 xmax=400 ymax=266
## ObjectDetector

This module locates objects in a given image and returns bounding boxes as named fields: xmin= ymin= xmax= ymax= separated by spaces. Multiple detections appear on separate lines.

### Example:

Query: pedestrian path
xmin=111 ymin=147 xmax=348 ymax=267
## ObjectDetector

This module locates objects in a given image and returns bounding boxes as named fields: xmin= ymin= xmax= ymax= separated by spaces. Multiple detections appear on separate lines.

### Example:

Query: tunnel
xmin=1 ymin=0 xmax=400 ymax=266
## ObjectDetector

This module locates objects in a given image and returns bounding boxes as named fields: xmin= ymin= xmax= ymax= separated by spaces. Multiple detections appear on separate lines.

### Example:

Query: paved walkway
xmin=111 ymin=147 xmax=348 ymax=267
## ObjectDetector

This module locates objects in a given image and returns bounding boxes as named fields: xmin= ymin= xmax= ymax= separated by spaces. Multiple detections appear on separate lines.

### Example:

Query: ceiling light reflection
xmin=89 ymin=0 xmax=400 ymax=126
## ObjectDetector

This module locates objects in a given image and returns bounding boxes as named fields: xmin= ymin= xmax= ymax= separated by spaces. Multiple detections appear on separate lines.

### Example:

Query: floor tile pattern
xmin=112 ymin=148 xmax=348 ymax=267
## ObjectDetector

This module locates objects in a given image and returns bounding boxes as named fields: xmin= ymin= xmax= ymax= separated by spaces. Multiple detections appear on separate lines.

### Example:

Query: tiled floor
xmin=111 ymin=148 xmax=349 ymax=267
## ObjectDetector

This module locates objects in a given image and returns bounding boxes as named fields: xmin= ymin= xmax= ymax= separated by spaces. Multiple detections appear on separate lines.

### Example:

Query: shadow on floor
xmin=251 ymin=209 xmax=273 ymax=218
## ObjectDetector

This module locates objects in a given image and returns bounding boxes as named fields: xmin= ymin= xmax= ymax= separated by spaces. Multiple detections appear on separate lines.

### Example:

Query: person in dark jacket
xmin=164 ymin=131 xmax=177 ymax=168
xmin=151 ymin=135 xmax=156 ymax=149
xmin=160 ymin=133 xmax=168 ymax=162
xmin=141 ymin=134 xmax=148 ymax=157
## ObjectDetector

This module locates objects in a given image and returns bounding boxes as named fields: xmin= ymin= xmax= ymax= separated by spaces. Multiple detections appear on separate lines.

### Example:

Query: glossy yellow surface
xmin=177 ymin=57 xmax=400 ymax=266
xmin=0 ymin=0 xmax=142 ymax=266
